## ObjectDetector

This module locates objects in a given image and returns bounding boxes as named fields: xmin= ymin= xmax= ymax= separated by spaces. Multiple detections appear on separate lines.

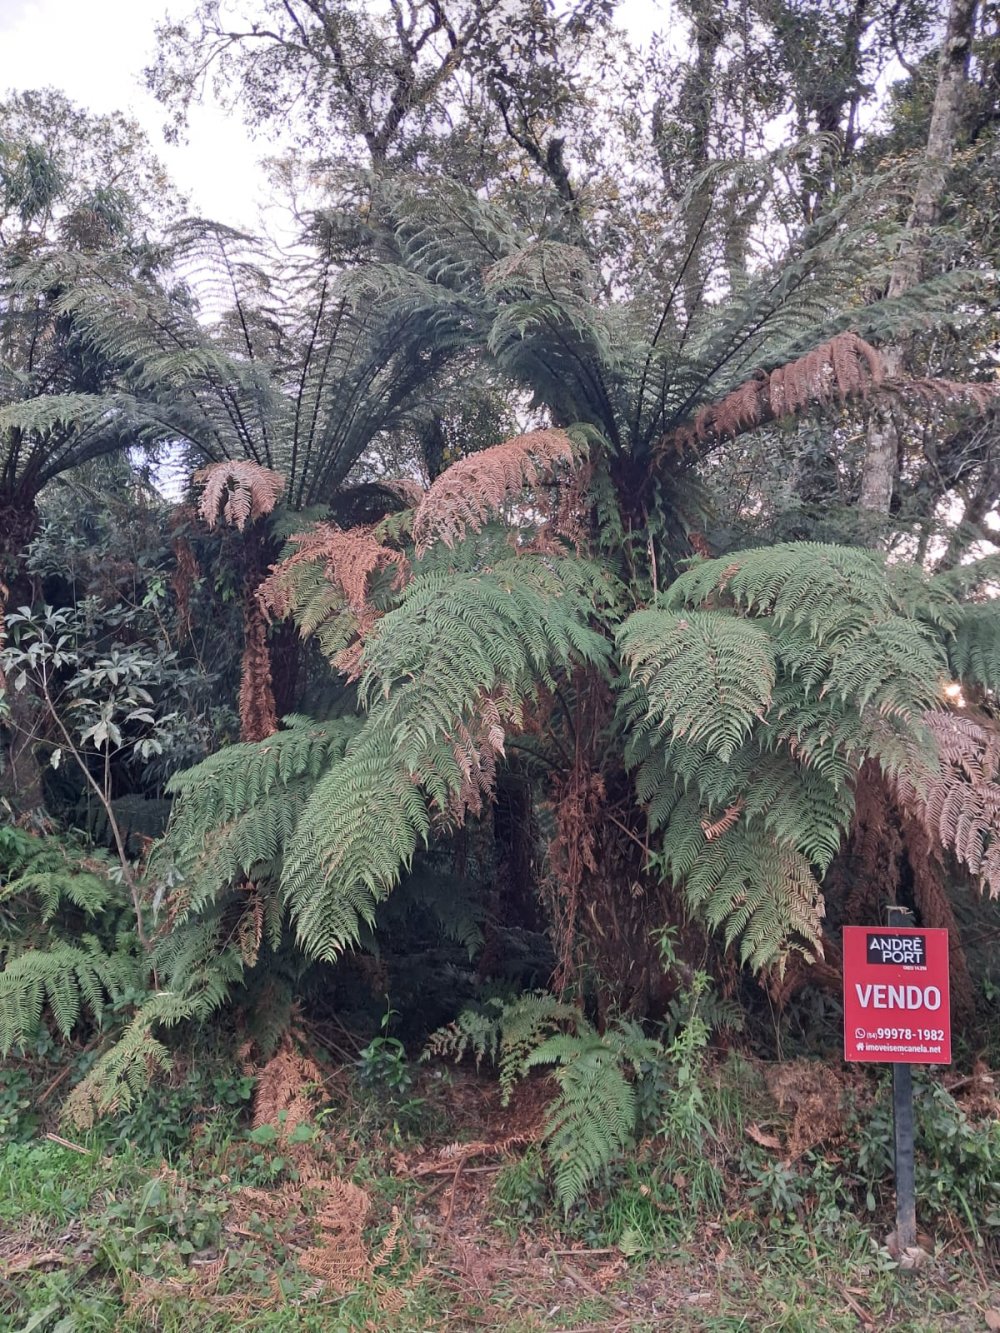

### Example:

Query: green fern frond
xmin=0 ymin=938 xmax=141 ymax=1053
xmin=665 ymin=543 xmax=900 ymax=631
xmin=152 ymin=918 xmax=247 ymax=1018
xmin=280 ymin=551 xmax=614 ymax=960
xmin=424 ymin=999 xmax=506 ymax=1070
xmin=947 ymin=603 xmax=1000 ymax=691
xmin=618 ymin=541 xmax=972 ymax=964
xmin=282 ymin=750 xmax=433 ymax=960
xmin=526 ymin=1031 xmax=639 ymax=1213
xmin=425 ymin=991 xmax=585 ymax=1103
xmin=160 ymin=716 xmax=358 ymax=920
xmin=61 ymin=993 xmax=187 ymax=1129
xmin=702 ymin=839 xmax=820 ymax=968
xmin=617 ymin=610 xmax=775 ymax=760
xmin=428 ymin=995 xmax=670 ymax=1213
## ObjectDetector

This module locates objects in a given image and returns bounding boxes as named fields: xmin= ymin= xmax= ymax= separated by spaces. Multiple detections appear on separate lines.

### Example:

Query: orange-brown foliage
xmin=666 ymin=333 xmax=885 ymax=453
xmin=259 ymin=522 xmax=409 ymax=622
xmin=258 ymin=521 xmax=410 ymax=678
xmin=700 ymin=800 xmax=745 ymax=841
xmin=665 ymin=333 xmax=999 ymax=455
xmin=412 ymin=429 xmax=578 ymax=555
xmin=894 ymin=709 xmax=1000 ymax=898
xmin=194 ymin=460 xmax=285 ymax=530
xmin=251 ymin=1037 xmax=326 ymax=1137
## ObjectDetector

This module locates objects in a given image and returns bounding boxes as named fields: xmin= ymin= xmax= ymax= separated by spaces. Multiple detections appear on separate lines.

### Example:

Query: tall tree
xmin=0 ymin=94 xmax=182 ymax=809
xmin=146 ymin=0 xmax=618 ymax=180
xmin=859 ymin=0 xmax=981 ymax=514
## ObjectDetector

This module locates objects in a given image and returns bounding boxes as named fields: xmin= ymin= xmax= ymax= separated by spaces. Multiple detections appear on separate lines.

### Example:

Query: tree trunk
xmin=678 ymin=2 xmax=723 ymax=323
xmin=0 ymin=499 xmax=45 ymax=812
xmin=859 ymin=0 xmax=979 ymax=515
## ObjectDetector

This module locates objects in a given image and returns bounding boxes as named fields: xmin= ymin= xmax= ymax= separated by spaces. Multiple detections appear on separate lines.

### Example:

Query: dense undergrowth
xmin=2 ymin=821 xmax=999 ymax=1332
xmin=1 ymin=1006 xmax=998 ymax=1332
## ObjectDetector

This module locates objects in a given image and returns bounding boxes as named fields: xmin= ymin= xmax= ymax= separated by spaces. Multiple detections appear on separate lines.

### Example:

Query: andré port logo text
xmin=865 ymin=933 xmax=926 ymax=966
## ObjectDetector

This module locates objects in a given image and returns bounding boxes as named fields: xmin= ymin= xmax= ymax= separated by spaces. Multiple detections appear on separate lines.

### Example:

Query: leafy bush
xmin=0 ymin=1065 xmax=36 ymax=1142
xmin=851 ymin=1077 xmax=1000 ymax=1241
xmin=739 ymin=1072 xmax=1000 ymax=1243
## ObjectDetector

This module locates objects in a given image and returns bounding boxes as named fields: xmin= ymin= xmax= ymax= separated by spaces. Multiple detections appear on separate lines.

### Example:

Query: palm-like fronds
xmin=34 ymin=218 xmax=473 ymax=509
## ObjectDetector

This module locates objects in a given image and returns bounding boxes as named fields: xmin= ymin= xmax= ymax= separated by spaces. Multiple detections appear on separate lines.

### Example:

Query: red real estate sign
xmin=842 ymin=927 xmax=951 ymax=1064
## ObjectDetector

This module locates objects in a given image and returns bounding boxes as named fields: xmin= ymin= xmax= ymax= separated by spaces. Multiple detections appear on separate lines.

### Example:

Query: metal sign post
xmin=843 ymin=910 xmax=951 ymax=1261
xmin=887 ymin=906 xmax=918 ymax=1253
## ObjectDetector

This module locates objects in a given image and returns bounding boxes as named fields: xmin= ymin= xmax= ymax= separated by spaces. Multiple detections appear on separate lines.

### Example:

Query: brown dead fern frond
xmin=893 ymin=709 xmax=1000 ymax=898
xmin=880 ymin=378 xmax=1000 ymax=414
xmin=259 ymin=522 xmax=409 ymax=623
xmin=194 ymin=460 xmax=285 ymax=531
xmin=435 ymin=691 xmax=526 ymax=826
xmin=235 ymin=881 xmax=265 ymax=967
xmin=299 ymin=1185 xmax=411 ymax=1300
xmin=299 ymin=1177 xmax=373 ymax=1286
xmin=665 ymin=335 xmax=1000 ymax=456
xmin=121 ymin=1259 xmax=284 ymax=1320
xmin=222 ymin=1163 xmax=412 ymax=1307
xmin=410 ymin=1133 xmax=537 ymax=1174
xmin=440 ymin=719 xmax=500 ymax=827
xmin=252 ymin=1036 xmax=326 ymax=1137
xmin=764 ymin=1059 xmax=855 ymax=1160
xmin=258 ymin=522 xmax=409 ymax=678
xmin=898 ymin=803 xmax=977 ymax=1018
xmin=412 ymin=429 xmax=579 ymax=555
xmin=521 ymin=457 xmax=593 ymax=556
xmin=701 ymin=800 xmax=745 ymax=841
xmin=381 ymin=476 xmax=426 ymax=507
xmin=666 ymin=332 xmax=884 ymax=452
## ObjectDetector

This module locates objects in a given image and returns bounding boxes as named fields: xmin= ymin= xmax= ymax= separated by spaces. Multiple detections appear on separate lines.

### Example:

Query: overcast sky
xmin=0 ymin=0 xmax=275 ymax=228
xmin=0 ymin=0 xmax=667 ymax=232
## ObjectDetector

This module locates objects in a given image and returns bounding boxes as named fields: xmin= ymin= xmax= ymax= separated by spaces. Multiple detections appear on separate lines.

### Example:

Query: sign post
xmin=843 ymin=911 xmax=951 ymax=1257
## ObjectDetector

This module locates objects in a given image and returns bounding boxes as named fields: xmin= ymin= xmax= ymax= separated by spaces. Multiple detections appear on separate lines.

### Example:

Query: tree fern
xmin=280 ymin=549 xmax=614 ymax=960
xmin=619 ymin=543 xmax=969 ymax=965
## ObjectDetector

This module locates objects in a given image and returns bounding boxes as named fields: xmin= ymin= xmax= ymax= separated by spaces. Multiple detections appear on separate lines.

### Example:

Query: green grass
xmin=1 ymin=1046 xmax=997 ymax=1332
xmin=2 ymin=1128 xmax=996 ymax=1333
